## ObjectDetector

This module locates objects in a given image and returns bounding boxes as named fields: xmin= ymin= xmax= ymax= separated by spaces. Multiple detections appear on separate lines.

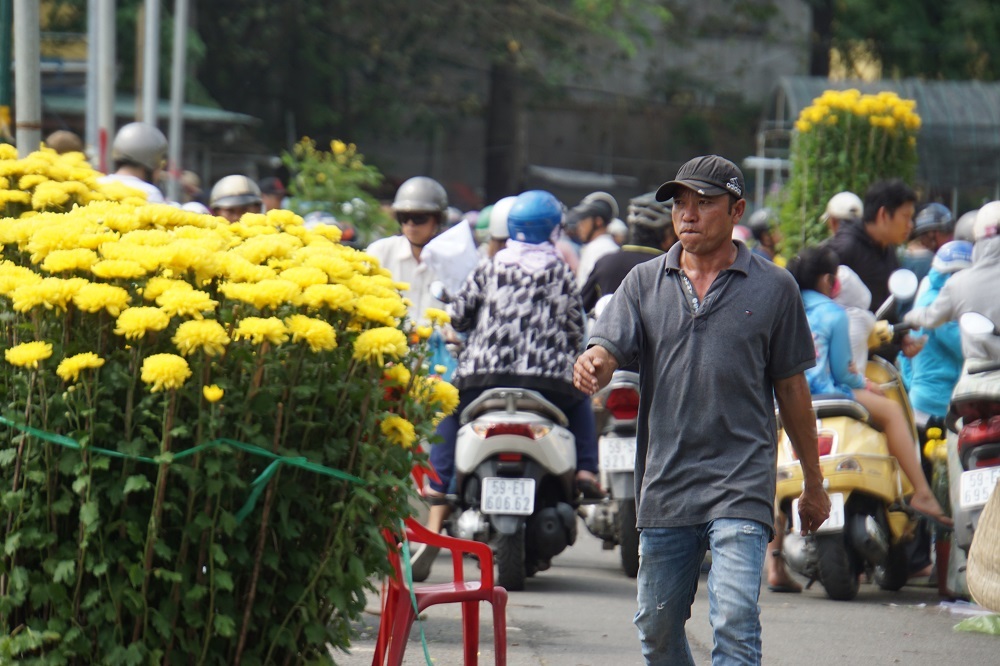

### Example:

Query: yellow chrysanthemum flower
xmin=172 ymin=319 xmax=230 ymax=356
xmin=233 ymin=317 xmax=289 ymax=346
xmin=141 ymin=277 xmax=192 ymax=301
xmin=280 ymin=266 xmax=328 ymax=289
xmin=352 ymin=327 xmax=408 ymax=365
xmin=219 ymin=279 xmax=300 ymax=311
xmin=114 ymin=306 xmax=171 ymax=340
xmin=4 ymin=341 xmax=53 ymax=369
xmin=284 ymin=314 xmax=338 ymax=352
xmin=56 ymin=352 xmax=105 ymax=383
xmin=157 ymin=288 xmax=218 ymax=319
xmin=429 ymin=379 xmax=459 ymax=415
xmin=300 ymin=283 xmax=355 ymax=311
xmin=11 ymin=277 xmax=87 ymax=312
xmin=424 ymin=308 xmax=450 ymax=327
xmin=414 ymin=326 xmax=433 ymax=341
xmin=72 ymin=282 xmax=131 ymax=316
xmin=90 ymin=259 xmax=148 ymax=280
xmin=380 ymin=414 xmax=416 ymax=449
xmin=203 ymin=384 xmax=224 ymax=403
xmin=384 ymin=364 xmax=411 ymax=386
xmin=140 ymin=353 xmax=192 ymax=392
xmin=40 ymin=248 xmax=99 ymax=273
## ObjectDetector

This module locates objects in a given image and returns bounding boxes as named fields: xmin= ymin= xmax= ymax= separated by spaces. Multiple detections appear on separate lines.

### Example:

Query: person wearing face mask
xmin=365 ymin=176 xmax=449 ymax=322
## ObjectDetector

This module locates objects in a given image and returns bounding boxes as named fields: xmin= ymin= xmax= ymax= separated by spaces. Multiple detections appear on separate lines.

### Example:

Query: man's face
xmin=575 ymin=215 xmax=598 ymax=243
xmin=877 ymin=201 xmax=915 ymax=246
xmin=671 ymin=189 xmax=744 ymax=256
xmin=213 ymin=204 xmax=258 ymax=223
xmin=396 ymin=211 xmax=440 ymax=247
xmin=262 ymin=193 xmax=283 ymax=211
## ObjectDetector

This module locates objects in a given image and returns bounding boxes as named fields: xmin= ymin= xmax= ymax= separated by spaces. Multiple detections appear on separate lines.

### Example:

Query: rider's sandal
xmin=901 ymin=501 xmax=954 ymax=532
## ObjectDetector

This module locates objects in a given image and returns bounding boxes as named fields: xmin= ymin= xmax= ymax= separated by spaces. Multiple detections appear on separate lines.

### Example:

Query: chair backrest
xmin=382 ymin=518 xmax=497 ymax=591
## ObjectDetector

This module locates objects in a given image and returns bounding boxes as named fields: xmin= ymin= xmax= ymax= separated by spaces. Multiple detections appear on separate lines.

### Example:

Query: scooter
xmin=448 ymin=388 xmax=581 ymax=591
xmin=580 ymin=370 xmax=641 ymax=577
xmin=947 ymin=312 xmax=1000 ymax=554
xmin=776 ymin=270 xmax=923 ymax=601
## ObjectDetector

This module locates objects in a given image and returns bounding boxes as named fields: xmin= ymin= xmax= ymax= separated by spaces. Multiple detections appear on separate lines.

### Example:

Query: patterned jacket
xmin=448 ymin=256 xmax=585 ymax=398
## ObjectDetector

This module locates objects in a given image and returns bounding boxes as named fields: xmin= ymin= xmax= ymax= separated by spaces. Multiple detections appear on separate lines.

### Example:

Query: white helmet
xmin=954 ymin=209 xmax=978 ymax=242
xmin=488 ymin=196 xmax=517 ymax=240
xmin=210 ymin=175 xmax=263 ymax=210
xmin=822 ymin=191 xmax=863 ymax=224
xmin=112 ymin=122 xmax=168 ymax=172
xmin=973 ymin=201 xmax=1000 ymax=242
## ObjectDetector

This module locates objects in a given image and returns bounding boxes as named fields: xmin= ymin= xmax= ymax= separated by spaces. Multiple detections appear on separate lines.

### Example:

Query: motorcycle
xmin=776 ymin=269 xmax=923 ymax=601
xmin=448 ymin=387 xmax=585 ymax=591
xmin=580 ymin=369 xmax=641 ymax=577
xmin=947 ymin=312 xmax=1000 ymax=554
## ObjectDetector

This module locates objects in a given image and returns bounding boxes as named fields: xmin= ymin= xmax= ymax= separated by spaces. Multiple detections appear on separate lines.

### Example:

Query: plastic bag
xmin=426 ymin=330 xmax=458 ymax=382
xmin=421 ymin=223 xmax=480 ymax=296
xmin=954 ymin=614 xmax=1000 ymax=635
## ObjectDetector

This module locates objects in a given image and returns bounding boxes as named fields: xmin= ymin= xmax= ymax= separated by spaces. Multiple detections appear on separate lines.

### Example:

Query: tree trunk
xmin=485 ymin=58 xmax=522 ymax=203
xmin=809 ymin=0 xmax=834 ymax=77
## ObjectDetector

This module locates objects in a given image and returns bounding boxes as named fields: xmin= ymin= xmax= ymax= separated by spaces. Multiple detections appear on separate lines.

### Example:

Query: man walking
xmin=574 ymin=155 xmax=830 ymax=665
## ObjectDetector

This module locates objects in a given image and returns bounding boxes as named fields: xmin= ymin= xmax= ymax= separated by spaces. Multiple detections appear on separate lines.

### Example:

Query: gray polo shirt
xmin=589 ymin=241 xmax=815 ymax=532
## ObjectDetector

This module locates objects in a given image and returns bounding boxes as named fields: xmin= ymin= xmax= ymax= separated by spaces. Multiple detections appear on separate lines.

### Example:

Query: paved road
xmin=338 ymin=520 xmax=1000 ymax=665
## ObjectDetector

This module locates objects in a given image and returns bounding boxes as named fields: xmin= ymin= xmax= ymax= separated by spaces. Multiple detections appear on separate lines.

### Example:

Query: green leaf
xmin=211 ymin=543 xmax=228 ymax=566
xmin=184 ymin=584 xmax=207 ymax=602
xmin=0 ymin=448 xmax=16 ymax=467
xmin=53 ymin=559 xmax=76 ymax=584
xmin=79 ymin=501 xmax=99 ymax=528
xmin=81 ymin=589 xmax=101 ymax=610
xmin=214 ymin=570 xmax=234 ymax=592
xmin=213 ymin=613 xmax=236 ymax=638
xmin=123 ymin=475 xmax=152 ymax=495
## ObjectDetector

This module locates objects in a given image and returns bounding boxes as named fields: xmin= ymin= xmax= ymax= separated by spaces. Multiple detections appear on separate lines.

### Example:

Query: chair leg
xmin=386 ymin=593 xmax=417 ymax=666
xmin=492 ymin=589 xmax=508 ymax=666
xmin=461 ymin=600 xmax=480 ymax=665
xmin=372 ymin=583 xmax=396 ymax=666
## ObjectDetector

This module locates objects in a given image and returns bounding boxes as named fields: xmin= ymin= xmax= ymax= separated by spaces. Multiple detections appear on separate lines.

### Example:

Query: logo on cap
xmin=726 ymin=178 xmax=742 ymax=197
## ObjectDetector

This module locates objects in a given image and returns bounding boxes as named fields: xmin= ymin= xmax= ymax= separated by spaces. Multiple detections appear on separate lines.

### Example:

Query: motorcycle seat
xmin=460 ymin=387 xmax=570 ymax=426
xmin=812 ymin=397 xmax=872 ymax=423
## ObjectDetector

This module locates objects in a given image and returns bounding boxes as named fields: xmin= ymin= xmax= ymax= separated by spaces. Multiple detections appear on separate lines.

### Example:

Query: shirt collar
xmin=390 ymin=234 xmax=419 ymax=263
xmin=664 ymin=240 xmax=751 ymax=275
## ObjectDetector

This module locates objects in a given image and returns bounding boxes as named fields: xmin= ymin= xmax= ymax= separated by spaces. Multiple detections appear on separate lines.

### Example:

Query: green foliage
xmin=281 ymin=138 xmax=394 ymax=246
xmin=778 ymin=89 xmax=921 ymax=254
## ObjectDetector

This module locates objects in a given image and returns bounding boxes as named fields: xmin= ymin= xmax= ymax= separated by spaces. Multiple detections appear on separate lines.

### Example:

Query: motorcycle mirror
xmin=887 ymin=269 xmax=919 ymax=302
xmin=959 ymin=312 xmax=998 ymax=337
xmin=429 ymin=280 xmax=451 ymax=304
xmin=593 ymin=294 xmax=614 ymax=320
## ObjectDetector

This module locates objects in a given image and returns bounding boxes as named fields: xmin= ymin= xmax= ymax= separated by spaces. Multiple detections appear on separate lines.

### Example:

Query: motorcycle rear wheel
xmin=816 ymin=534 xmax=860 ymax=601
xmin=496 ymin=530 xmax=526 ymax=591
xmin=874 ymin=542 xmax=909 ymax=591
xmin=618 ymin=501 xmax=640 ymax=578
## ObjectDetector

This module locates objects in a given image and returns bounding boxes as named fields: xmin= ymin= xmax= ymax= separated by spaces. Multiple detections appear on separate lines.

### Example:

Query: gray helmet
xmin=392 ymin=176 xmax=447 ymax=214
xmin=626 ymin=192 xmax=671 ymax=228
xmin=581 ymin=191 xmax=620 ymax=221
xmin=747 ymin=208 xmax=775 ymax=241
xmin=912 ymin=202 xmax=953 ymax=237
xmin=112 ymin=122 xmax=168 ymax=172
xmin=954 ymin=209 xmax=978 ymax=242
xmin=210 ymin=175 xmax=263 ymax=209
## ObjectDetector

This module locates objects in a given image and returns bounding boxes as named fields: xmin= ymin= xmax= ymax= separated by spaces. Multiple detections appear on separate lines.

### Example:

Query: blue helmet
xmin=507 ymin=190 xmax=563 ymax=244
xmin=931 ymin=240 xmax=973 ymax=274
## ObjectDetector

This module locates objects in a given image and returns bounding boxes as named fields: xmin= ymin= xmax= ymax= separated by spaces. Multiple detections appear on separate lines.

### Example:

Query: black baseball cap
xmin=655 ymin=155 xmax=746 ymax=202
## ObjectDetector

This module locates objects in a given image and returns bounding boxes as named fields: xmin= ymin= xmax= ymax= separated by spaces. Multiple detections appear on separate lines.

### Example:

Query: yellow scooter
xmin=777 ymin=271 xmax=923 ymax=601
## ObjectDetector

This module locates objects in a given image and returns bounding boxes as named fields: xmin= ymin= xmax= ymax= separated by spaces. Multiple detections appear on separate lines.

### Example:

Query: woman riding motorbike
xmin=788 ymin=247 xmax=952 ymax=528
xmin=412 ymin=190 xmax=602 ymax=580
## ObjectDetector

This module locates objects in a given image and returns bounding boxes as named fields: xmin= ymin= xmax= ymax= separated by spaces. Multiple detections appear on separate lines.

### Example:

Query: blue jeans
xmin=428 ymin=387 xmax=598 ymax=494
xmin=634 ymin=519 xmax=768 ymax=666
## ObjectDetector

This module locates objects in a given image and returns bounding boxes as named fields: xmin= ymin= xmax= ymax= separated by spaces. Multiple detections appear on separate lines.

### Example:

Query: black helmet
xmin=626 ymin=192 xmax=671 ymax=229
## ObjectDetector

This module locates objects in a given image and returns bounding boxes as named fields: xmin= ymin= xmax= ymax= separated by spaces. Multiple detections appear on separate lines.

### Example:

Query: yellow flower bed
xmin=0 ymin=149 xmax=457 ymax=662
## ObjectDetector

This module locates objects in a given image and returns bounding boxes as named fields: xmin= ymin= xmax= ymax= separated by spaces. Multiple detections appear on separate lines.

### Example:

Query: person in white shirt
xmin=570 ymin=191 xmax=621 ymax=287
xmin=99 ymin=122 xmax=168 ymax=204
xmin=365 ymin=176 xmax=449 ymax=323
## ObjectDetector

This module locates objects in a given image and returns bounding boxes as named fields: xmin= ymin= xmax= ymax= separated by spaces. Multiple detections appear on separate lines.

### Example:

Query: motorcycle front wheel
xmin=618 ymin=501 xmax=640 ymax=578
xmin=816 ymin=534 xmax=860 ymax=601
xmin=495 ymin=529 xmax=526 ymax=591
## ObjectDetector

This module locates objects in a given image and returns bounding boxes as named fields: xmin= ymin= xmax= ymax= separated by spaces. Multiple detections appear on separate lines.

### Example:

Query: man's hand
xmin=797 ymin=483 xmax=832 ymax=535
xmin=901 ymin=333 xmax=927 ymax=358
xmin=573 ymin=346 xmax=617 ymax=395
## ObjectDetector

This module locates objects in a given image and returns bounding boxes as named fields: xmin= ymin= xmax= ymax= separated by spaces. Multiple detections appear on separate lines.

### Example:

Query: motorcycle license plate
xmin=959 ymin=467 xmax=1000 ymax=509
xmin=792 ymin=492 xmax=845 ymax=534
xmin=599 ymin=436 xmax=636 ymax=472
xmin=481 ymin=477 xmax=535 ymax=515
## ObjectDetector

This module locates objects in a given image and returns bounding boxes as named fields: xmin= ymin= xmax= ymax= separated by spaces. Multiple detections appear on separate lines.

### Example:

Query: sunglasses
xmin=397 ymin=213 xmax=435 ymax=226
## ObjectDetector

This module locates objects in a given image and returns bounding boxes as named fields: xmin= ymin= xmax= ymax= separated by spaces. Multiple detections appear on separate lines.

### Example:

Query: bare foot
xmin=908 ymin=491 xmax=954 ymax=528
xmin=767 ymin=561 xmax=803 ymax=593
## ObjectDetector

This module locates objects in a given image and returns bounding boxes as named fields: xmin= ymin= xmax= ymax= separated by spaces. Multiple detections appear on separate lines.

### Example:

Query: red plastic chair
xmin=372 ymin=517 xmax=508 ymax=666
